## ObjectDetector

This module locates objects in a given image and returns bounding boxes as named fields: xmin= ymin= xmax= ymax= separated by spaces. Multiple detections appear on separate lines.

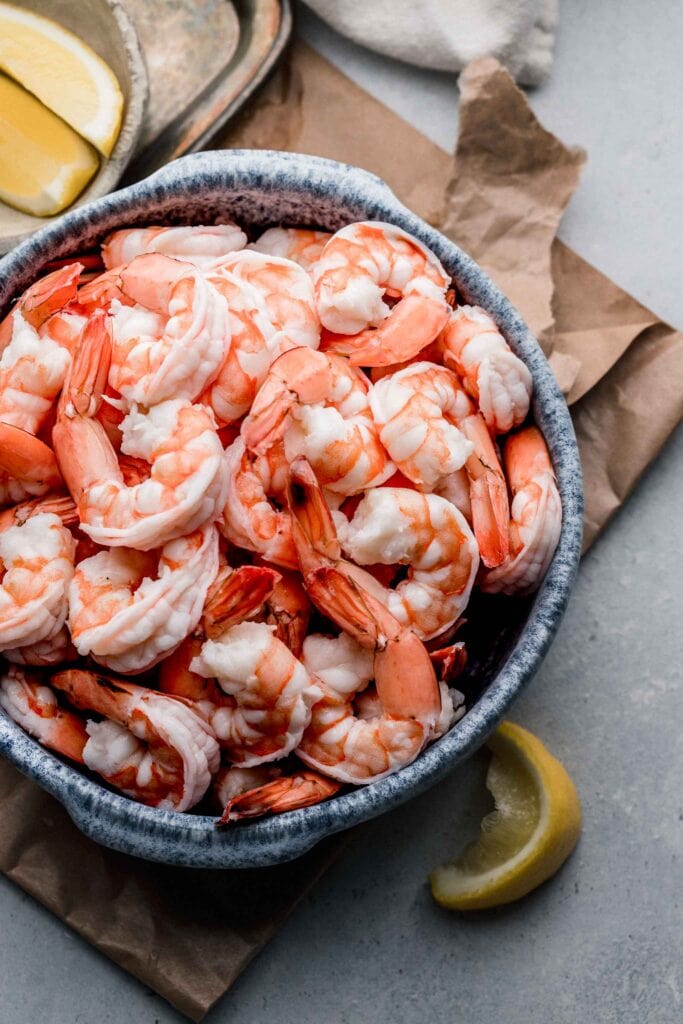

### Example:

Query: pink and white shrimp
xmin=249 ymin=228 xmax=331 ymax=271
xmin=0 ymin=263 xmax=82 ymax=353
xmin=202 ymin=251 xmax=320 ymax=424
xmin=314 ymin=221 xmax=451 ymax=366
xmin=53 ymin=312 xmax=228 ymax=550
xmin=189 ymin=619 xmax=322 ymax=767
xmin=49 ymin=668 xmax=219 ymax=810
xmin=217 ymin=766 xmax=341 ymax=824
xmin=481 ymin=427 xmax=562 ymax=595
xmin=0 ymin=667 xmax=88 ymax=764
xmin=68 ymin=524 xmax=220 ymax=674
xmin=369 ymin=361 xmax=510 ymax=566
xmin=108 ymin=253 xmax=231 ymax=406
xmin=0 ymin=312 xmax=72 ymax=433
xmin=0 ymin=424 xmax=63 ymax=506
xmin=0 ymin=496 xmax=76 ymax=656
xmin=437 ymin=306 xmax=532 ymax=434
xmin=242 ymin=347 xmax=394 ymax=496
xmin=220 ymin=436 xmax=298 ymax=568
xmin=101 ymin=223 xmax=247 ymax=270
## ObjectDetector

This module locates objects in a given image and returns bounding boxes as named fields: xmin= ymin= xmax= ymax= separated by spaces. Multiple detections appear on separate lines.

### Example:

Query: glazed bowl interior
xmin=0 ymin=151 xmax=583 ymax=868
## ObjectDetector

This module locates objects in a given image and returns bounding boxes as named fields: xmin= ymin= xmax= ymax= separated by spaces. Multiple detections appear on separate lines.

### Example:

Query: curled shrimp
xmin=314 ymin=221 xmax=451 ymax=366
xmin=0 ymin=312 xmax=72 ymax=433
xmin=249 ymin=228 xmax=331 ymax=271
xmin=68 ymin=524 xmax=220 ymax=674
xmin=0 ymin=496 xmax=77 ymax=655
xmin=202 ymin=251 xmax=320 ymax=424
xmin=101 ymin=223 xmax=247 ymax=270
xmin=108 ymin=253 xmax=231 ymax=406
xmin=47 ymin=668 xmax=220 ymax=810
xmin=481 ymin=427 xmax=562 ymax=595
xmin=53 ymin=311 xmax=228 ymax=550
xmin=437 ymin=306 xmax=532 ymax=434
xmin=0 ymin=263 xmax=82 ymax=353
xmin=189 ymin=618 xmax=322 ymax=767
xmin=0 ymin=666 xmax=88 ymax=764
xmin=221 ymin=436 xmax=298 ymax=569
xmin=242 ymin=347 xmax=394 ymax=496
xmin=369 ymin=361 xmax=510 ymax=565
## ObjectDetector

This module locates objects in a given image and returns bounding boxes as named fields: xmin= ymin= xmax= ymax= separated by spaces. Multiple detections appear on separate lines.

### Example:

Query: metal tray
xmin=123 ymin=0 xmax=292 ymax=183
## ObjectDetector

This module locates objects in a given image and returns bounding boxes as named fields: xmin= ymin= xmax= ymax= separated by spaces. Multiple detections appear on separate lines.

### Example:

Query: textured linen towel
xmin=302 ymin=0 xmax=559 ymax=84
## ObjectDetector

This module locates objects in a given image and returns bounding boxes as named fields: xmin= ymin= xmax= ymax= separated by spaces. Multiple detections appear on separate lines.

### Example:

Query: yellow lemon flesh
xmin=0 ymin=73 xmax=99 ymax=216
xmin=0 ymin=2 xmax=123 ymax=157
xmin=430 ymin=721 xmax=582 ymax=911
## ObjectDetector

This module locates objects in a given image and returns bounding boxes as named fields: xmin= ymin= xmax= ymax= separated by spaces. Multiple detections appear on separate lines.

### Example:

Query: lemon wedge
xmin=0 ymin=73 xmax=99 ymax=216
xmin=430 ymin=721 xmax=581 ymax=910
xmin=0 ymin=2 xmax=123 ymax=156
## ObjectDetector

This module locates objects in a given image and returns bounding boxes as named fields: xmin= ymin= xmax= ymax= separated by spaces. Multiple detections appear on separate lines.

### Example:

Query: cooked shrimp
xmin=68 ymin=524 xmax=220 ymax=674
xmin=108 ymin=253 xmax=230 ymax=406
xmin=249 ymin=228 xmax=331 ymax=271
xmin=0 ymin=666 xmax=88 ymax=763
xmin=3 ymin=625 xmax=75 ymax=667
xmin=50 ymin=668 xmax=220 ymax=810
xmin=0 ymin=497 xmax=76 ymax=653
xmin=101 ymin=224 xmax=247 ymax=270
xmin=242 ymin=347 xmax=394 ymax=495
xmin=220 ymin=436 xmax=298 ymax=569
xmin=481 ymin=427 xmax=562 ymax=595
xmin=53 ymin=312 xmax=228 ymax=550
xmin=76 ymin=266 xmax=130 ymax=315
xmin=339 ymin=488 xmax=479 ymax=638
xmin=201 ymin=251 xmax=320 ymax=424
xmin=289 ymin=455 xmax=479 ymax=641
xmin=217 ymin=767 xmax=341 ymax=824
xmin=190 ymin=620 xmax=322 ymax=766
xmin=370 ymin=361 xmax=510 ymax=565
xmin=295 ymin=614 xmax=449 ymax=785
xmin=314 ymin=221 xmax=451 ymax=366
xmin=0 ymin=263 xmax=82 ymax=353
xmin=437 ymin=306 xmax=532 ymax=434
xmin=0 ymin=311 xmax=71 ymax=433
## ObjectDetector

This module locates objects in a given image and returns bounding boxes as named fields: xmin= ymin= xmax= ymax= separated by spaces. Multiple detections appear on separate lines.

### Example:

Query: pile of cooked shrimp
xmin=0 ymin=221 xmax=561 ymax=823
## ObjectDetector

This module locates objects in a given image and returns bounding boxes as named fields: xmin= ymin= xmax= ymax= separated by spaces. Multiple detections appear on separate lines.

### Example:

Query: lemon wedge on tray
xmin=0 ymin=1 xmax=123 ymax=157
xmin=0 ymin=73 xmax=99 ymax=216
xmin=430 ymin=721 xmax=581 ymax=911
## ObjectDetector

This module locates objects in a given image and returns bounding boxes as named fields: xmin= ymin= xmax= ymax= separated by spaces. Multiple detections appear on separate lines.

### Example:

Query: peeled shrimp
xmin=49 ymin=668 xmax=220 ymax=810
xmin=101 ymin=224 xmax=247 ymax=270
xmin=108 ymin=253 xmax=230 ymax=406
xmin=369 ymin=361 xmax=510 ymax=565
xmin=0 ymin=498 xmax=76 ymax=654
xmin=220 ymin=436 xmax=298 ymax=568
xmin=0 ymin=667 xmax=88 ymax=763
xmin=190 ymin=620 xmax=322 ymax=766
xmin=249 ymin=228 xmax=331 ymax=271
xmin=0 ymin=312 xmax=71 ymax=433
xmin=314 ymin=221 xmax=451 ymax=365
xmin=437 ymin=306 xmax=532 ymax=434
xmin=68 ymin=524 xmax=219 ymax=674
xmin=481 ymin=427 xmax=562 ymax=595
xmin=53 ymin=312 xmax=228 ymax=550
xmin=0 ymin=263 xmax=82 ymax=353
xmin=242 ymin=347 xmax=394 ymax=495
xmin=202 ymin=251 xmax=320 ymax=424
xmin=0 ymin=423 xmax=63 ymax=506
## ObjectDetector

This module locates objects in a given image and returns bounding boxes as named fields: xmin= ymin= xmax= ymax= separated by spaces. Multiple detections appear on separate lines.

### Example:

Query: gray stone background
xmin=1 ymin=1 xmax=681 ymax=1021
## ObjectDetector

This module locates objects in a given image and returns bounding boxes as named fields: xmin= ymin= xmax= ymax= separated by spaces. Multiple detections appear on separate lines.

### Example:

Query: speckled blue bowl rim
xmin=0 ymin=151 xmax=583 ymax=868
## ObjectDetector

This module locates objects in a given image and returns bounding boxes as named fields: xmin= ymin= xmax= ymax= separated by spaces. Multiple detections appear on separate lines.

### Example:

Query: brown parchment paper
xmin=1 ymin=38 xmax=681 ymax=1022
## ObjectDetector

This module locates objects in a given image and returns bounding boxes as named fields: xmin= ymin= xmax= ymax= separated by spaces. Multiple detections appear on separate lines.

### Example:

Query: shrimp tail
xmin=217 ymin=770 xmax=342 ymax=825
xmin=65 ymin=309 xmax=112 ymax=417
xmin=430 ymin=642 xmax=468 ymax=684
xmin=0 ymin=263 xmax=83 ymax=352
xmin=287 ymin=454 xmax=342 ymax=568
xmin=0 ymin=423 xmax=63 ymax=492
xmin=203 ymin=565 xmax=281 ymax=638
xmin=462 ymin=414 xmax=510 ymax=568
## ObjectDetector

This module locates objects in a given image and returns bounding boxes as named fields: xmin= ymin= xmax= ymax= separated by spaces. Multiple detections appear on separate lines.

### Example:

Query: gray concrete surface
xmin=1 ymin=1 xmax=681 ymax=1021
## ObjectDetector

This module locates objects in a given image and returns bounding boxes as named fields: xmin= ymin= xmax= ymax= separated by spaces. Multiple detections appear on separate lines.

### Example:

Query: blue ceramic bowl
xmin=0 ymin=151 xmax=583 ymax=867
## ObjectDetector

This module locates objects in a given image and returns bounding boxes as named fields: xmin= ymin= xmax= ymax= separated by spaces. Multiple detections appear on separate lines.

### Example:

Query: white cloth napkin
xmin=301 ymin=0 xmax=559 ymax=85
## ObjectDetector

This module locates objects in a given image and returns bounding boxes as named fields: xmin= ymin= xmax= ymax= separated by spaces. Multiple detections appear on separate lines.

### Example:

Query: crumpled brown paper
xmin=1 ymin=38 xmax=681 ymax=1022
